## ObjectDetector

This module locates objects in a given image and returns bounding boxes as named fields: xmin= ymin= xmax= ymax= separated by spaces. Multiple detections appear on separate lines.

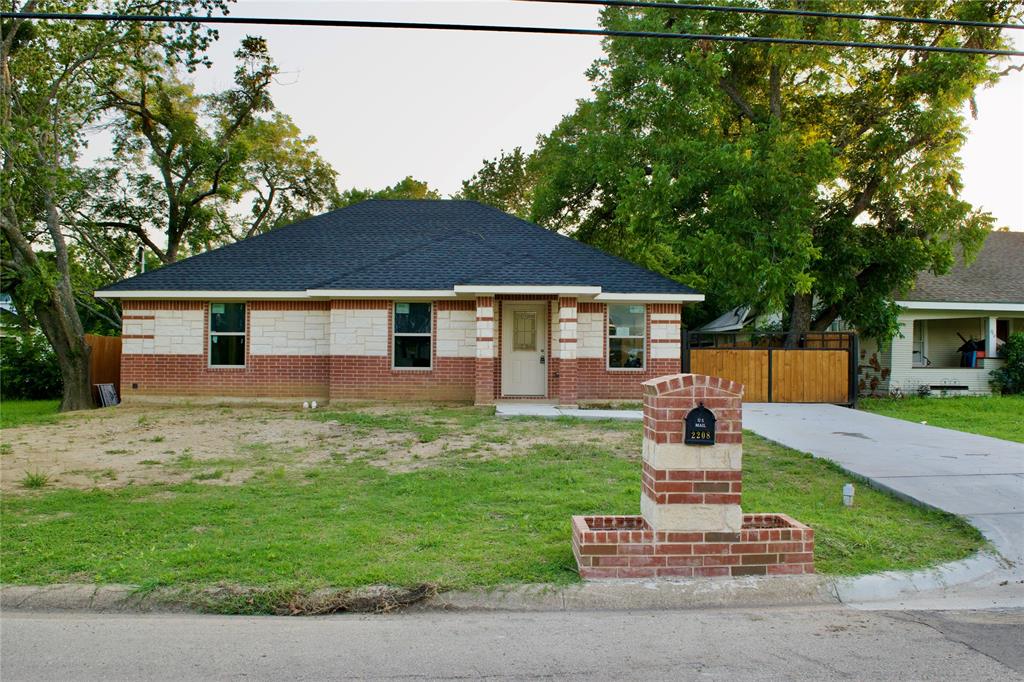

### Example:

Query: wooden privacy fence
xmin=85 ymin=334 xmax=121 ymax=405
xmin=683 ymin=332 xmax=857 ymax=405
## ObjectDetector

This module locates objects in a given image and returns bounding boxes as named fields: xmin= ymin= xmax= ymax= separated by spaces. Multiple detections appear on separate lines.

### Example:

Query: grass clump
xmin=20 ymin=471 xmax=49 ymax=489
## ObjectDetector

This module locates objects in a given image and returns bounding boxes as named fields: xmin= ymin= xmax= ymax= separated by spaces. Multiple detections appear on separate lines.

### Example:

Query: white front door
xmin=501 ymin=303 xmax=547 ymax=396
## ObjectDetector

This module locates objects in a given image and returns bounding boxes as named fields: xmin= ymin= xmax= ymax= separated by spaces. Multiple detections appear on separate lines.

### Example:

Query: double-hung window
xmin=393 ymin=302 xmax=432 ymax=368
xmin=210 ymin=302 xmax=245 ymax=366
xmin=608 ymin=304 xmax=645 ymax=369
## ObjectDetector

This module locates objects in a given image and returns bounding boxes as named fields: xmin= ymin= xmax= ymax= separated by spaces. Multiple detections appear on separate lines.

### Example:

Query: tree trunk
xmin=784 ymin=293 xmax=813 ymax=348
xmin=812 ymin=304 xmax=841 ymax=332
xmin=33 ymin=294 xmax=94 ymax=412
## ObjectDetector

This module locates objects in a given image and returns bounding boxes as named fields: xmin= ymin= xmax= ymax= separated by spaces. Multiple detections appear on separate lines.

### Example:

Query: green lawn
xmin=1 ymin=407 xmax=983 ymax=609
xmin=0 ymin=399 xmax=61 ymax=430
xmin=859 ymin=395 xmax=1024 ymax=443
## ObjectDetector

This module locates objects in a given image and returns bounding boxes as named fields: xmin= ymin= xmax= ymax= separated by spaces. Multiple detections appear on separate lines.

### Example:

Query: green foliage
xmin=990 ymin=333 xmax=1024 ymax=395
xmin=0 ymin=333 xmax=63 ymax=400
xmin=458 ymin=147 xmax=535 ymax=218
xmin=336 ymin=176 xmax=442 ymax=207
xmin=89 ymin=35 xmax=339 ymax=263
xmin=476 ymin=2 xmax=1018 ymax=340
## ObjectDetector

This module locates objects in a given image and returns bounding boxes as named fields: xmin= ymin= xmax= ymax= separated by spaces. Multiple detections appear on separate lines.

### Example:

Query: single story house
xmin=860 ymin=230 xmax=1024 ymax=396
xmin=96 ymin=200 xmax=703 ymax=405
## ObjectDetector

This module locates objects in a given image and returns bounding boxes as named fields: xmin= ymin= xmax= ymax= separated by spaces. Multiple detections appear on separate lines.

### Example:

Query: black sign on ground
xmin=96 ymin=383 xmax=119 ymax=407
xmin=684 ymin=402 xmax=716 ymax=445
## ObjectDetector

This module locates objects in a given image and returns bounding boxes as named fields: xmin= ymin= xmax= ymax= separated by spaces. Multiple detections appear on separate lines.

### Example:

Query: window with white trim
xmin=608 ymin=304 xmax=645 ymax=369
xmin=393 ymin=302 xmax=432 ymax=368
xmin=210 ymin=302 xmax=245 ymax=366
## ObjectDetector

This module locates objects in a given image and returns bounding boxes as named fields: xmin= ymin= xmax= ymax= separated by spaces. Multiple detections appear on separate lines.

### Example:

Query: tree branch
xmin=92 ymin=220 xmax=167 ymax=262
xmin=718 ymin=77 xmax=759 ymax=122
xmin=769 ymin=63 xmax=782 ymax=120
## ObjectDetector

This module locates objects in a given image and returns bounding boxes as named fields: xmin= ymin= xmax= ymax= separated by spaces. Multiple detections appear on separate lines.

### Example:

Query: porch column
xmin=985 ymin=316 xmax=998 ymax=359
xmin=556 ymin=296 xmax=578 ymax=405
xmin=474 ymin=296 xmax=496 ymax=405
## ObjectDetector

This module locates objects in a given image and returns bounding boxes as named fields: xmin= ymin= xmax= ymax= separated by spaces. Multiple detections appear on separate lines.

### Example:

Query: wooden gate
xmin=85 ymin=334 xmax=122 ymax=405
xmin=684 ymin=332 xmax=857 ymax=405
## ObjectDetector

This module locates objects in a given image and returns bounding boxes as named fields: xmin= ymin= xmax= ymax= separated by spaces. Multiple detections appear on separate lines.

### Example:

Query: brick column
xmin=474 ymin=296 xmax=496 ymax=405
xmin=640 ymin=374 xmax=744 ymax=533
xmin=555 ymin=296 xmax=578 ymax=405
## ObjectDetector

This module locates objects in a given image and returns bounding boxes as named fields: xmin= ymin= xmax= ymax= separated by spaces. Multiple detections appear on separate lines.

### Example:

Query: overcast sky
xmin=100 ymin=0 xmax=1024 ymax=230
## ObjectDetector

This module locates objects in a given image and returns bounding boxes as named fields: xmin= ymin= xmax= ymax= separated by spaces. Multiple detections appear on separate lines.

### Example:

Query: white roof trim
xmin=896 ymin=300 xmax=1024 ymax=312
xmin=96 ymin=290 xmax=311 ymax=299
xmin=97 ymin=287 xmax=705 ymax=302
xmin=453 ymin=285 xmax=602 ymax=295
xmin=306 ymin=289 xmax=458 ymax=298
xmin=596 ymin=292 xmax=705 ymax=303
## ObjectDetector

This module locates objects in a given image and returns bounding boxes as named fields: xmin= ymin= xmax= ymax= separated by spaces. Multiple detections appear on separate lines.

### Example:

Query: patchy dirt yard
xmin=1 ymin=403 xmax=639 ymax=492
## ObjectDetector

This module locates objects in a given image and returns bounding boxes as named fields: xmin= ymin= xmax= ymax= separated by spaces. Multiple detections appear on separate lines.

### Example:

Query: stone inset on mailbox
xmin=571 ymin=373 xmax=815 ymax=580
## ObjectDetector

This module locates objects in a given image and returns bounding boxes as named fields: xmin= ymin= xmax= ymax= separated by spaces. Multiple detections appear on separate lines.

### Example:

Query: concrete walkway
xmin=495 ymin=402 xmax=642 ymax=421
xmin=743 ymin=403 xmax=1024 ymax=572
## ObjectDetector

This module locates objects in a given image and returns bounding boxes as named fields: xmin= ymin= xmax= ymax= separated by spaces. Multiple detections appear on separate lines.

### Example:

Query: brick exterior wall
xmin=576 ymin=302 xmax=683 ymax=402
xmin=121 ymin=354 xmax=330 ymax=399
xmin=119 ymin=298 xmax=686 ymax=403
xmin=329 ymin=356 xmax=474 ymax=401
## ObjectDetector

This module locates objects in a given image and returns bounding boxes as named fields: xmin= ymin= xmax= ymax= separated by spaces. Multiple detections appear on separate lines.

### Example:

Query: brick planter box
xmin=571 ymin=513 xmax=815 ymax=579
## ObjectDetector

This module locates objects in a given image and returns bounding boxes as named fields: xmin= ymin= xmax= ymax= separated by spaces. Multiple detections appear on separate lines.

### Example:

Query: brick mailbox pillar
xmin=571 ymin=373 xmax=814 ymax=580
xmin=641 ymin=374 xmax=743 ymax=534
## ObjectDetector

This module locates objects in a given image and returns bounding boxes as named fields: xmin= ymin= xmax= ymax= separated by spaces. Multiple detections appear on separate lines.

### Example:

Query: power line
xmin=2 ymin=11 xmax=1022 ymax=56
xmin=521 ymin=0 xmax=1024 ymax=31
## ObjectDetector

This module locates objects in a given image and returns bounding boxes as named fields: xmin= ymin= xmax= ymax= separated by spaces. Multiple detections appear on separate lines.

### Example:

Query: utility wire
xmin=520 ymin=0 xmax=1024 ymax=31
xmin=2 ymin=11 xmax=1022 ymax=56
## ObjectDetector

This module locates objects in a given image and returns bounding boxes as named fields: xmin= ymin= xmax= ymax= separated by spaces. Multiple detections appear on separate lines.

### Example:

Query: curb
xmin=432 ymin=575 xmax=836 ymax=611
xmin=5 ymin=559 xmax=1020 ymax=614
xmin=1 ymin=576 xmax=837 ymax=615
xmin=831 ymin=551 xmax=1024 ymax=609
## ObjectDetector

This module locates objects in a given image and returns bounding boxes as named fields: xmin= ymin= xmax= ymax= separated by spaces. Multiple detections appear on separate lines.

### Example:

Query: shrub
xmin=990 ymin=332 xmax=1024 ymax=395
xmin=0 ymin=331 xmax=62 ymax=400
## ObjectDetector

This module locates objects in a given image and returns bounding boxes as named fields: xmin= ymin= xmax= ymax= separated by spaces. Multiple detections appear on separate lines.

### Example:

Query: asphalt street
xmin=2 ymin=606 xmax=1022 ymax=680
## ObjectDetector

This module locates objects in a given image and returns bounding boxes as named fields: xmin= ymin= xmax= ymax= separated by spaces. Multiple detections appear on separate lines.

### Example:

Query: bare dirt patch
xmin=1 ymin=403 xmax=639 ymax=491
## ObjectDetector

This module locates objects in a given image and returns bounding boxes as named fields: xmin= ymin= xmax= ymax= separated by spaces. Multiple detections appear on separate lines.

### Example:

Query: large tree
xmin=458 ymin=146 xmax=535 ymax=219
xmin=520 ymin=1 xmax=1019 ymax=343
xmin=90 ymin=35 xmax=338 ymax=263
xmin=1 ymin=0 xmax=227 ymax=411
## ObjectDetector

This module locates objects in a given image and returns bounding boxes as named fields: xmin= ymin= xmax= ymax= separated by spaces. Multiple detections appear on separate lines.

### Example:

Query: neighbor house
xmin=96 ymin=200 xmax=703 ymax=405
xmin=860 ymin=230 xmax=1024 ymax=396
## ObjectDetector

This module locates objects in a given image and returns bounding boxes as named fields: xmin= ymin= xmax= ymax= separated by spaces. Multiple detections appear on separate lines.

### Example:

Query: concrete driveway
xmin=743 ymin=403 xmax=1024 ymax=569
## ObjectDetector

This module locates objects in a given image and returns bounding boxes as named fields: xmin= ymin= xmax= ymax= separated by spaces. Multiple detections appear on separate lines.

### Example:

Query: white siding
xmin=436 ymin=309 xmax=476 ymax=358
xmin=577 ymin=311 xmax=604 ymax=359
xmin=650 ymin=311 xmax=681 ymax=360
xmin=330 ymin=308 xmax=388 ymax=356
xmin=249 ymin=310 xmax=330 ymax=356
xmin=122 ymin=309 xmax=203 ymax=355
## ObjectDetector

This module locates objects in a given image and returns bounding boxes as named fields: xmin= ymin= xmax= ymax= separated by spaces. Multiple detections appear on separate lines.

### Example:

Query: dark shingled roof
xmin=900 ymin=231 xmax=1024 ymax=304
xmin=102 ymin=200 xmax=699 ymax=296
